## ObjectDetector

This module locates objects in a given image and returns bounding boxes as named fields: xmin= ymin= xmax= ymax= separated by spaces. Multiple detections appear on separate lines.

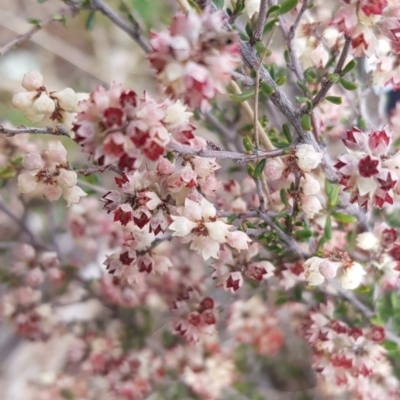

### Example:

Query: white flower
xmin=12 ymin=92 xmax=36 ymax=111
xmin=23 ymin=153 xmax=43 ymax=170
xmin=338 ymin=262 xmax=366 ymax=290
xmin=63 ymin=186 xmax=87 ymax=207
xmin=165 ymin=100 xmax=192 ymax=127
xmin=302 ymin=173 xmax=321 ymax=196
xmin=57 ymin=169 xmax=78 ymax=189
xmin=296 ymin=144 xmax=323 ymax=172
xmin=304 ymin=257 xmax=325 ymax=286
xmin=319 ymin=260 xmax=341 ymax=279
xmin=21 ymin=71 xmax=44 ymax=91
xmin=265 ymin=159 xmax=284 ymax=181
xmin=45 ymin=142 xmax=68 ymax=164
xmin=32 ymin=92 xmax=55 ymax=114
xmin=356 ymin=232 xmax=380 ymax=251
xmin=244 ymin=0 xmax=261 ymax=18
xmin=43 ymin=185 xmax=63 ymax=202
xmin=169 ymin=216 xmax=197 ymax=236
xmin=301 ymin=194 xmax=322 ymax=219
xmin=53 ymin=88 xmax=78 ymax=112
xmin=226 ymin=231 xmax=251 ymax=250
xmin=18 ymin=172 xmax=38 ymax=193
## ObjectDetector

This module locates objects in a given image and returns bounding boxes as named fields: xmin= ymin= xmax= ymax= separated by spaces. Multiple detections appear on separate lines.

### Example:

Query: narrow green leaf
xmin=327 ymin=185 xmax=340 ymax=207
xmin=254 ymin=159 xmax=267 ymax=179
xmin=243 ymin=136 xmax=253 ymax=153
xmin=297 ymin=80 xmax=309 ymax=93
xmin=331 ymin=212 xmax=357 ymax=224
xmin=255 ymin=41 xmax=265 ymax=54
xmin=263 ymin=18 xmax=279 ymax=35
xmin=247 ymin=163 xmax=255 ymax=177
xmin=280 ymin=188 xmax=290 ymax=208
xmin=261 ymin=82 xmax=275 ymax=95
xmin=272 ymin=0 xmax=298 ymax=16
xmin=229 ymin=89 xmax=255 ymax=102
xmin=326 ymin=96 xmax=342 ymax=105
xmin=27 ymin=18 xmax=42 ymax=26
xmin=227 ymin=214 xmax=238 ymax=223
xmin=275 ymin=76 xmax=286 ymax=86
xmin=267 ymin=5 xmax=281 ymax=16
xmin=296 ymin=96 xmax=309 ymax=103
xmin=324 ymin=216 xmax=332 ymax=240
xmin=301 ymin=114 xmax=312 ymax=131
xmin=245 ymin=22 xmax=253 ymax=38
xmin=294 ymin=229 xmax=312 ymax=240
xmin=284 ymin=49 xmax=290 ymax=64
xmin=339 ymin=77 xmax=358 ymax=91
xmin=86 ymin=10 xmax=96 ymax=31
xmin=342 ymin=59 xmax=357 ymax=75
xmin=328 ymin=73 xmax=340 ymax=83
xmin=282 ymin=124 xmax=292 ymax=143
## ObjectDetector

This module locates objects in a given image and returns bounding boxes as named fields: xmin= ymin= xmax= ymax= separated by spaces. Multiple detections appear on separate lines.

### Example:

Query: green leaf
xmin=280 ymin=188 xmax=290 ymax=208
xmin=342 ymin=59 xmax=357 ymax=75
xmin=331 ymin=211 xmax=357 ymax=224
xmin=247 ymin=163 xmax=255 ymax=177
xmin=27 ymin=18 xmax=42 ymax=26
xmin=85 ymin=10 xmax=96 ymax=31
xmin=284 ymin=49 xmax=290 ymax=64
xmin=261 ymin=82 xmax=275 ymax=95
xmin=229 ymin=89 xmax=255 ymax=102
xmin=272 ymin=0 xmax=298 ymax=16
xmin=301 ymin=114 xmax=312 ymax=131
xmin=267 ymin=5 xmax=281 ymax=16
xmin=282 ymin=124 xmax=292 ymax=143
xmin=382 ymin=340 xmax=399 ymax=352
xmin=263 ymin=18 xmax=279 ymax=35
xmin=227 ymin=214 xmax=237 ymax=223
xmin=297 ymin=80 xmax=309 ymax=93
xmin=339 ymin=77 xmax=358 ymax=91
xmin=326 ymin=96 xmax=342 ymax=105
xmin=328 ymin=73 xmax=340 ymax=83
xmin=245 ymin=22 xmax=253 ymax=38
xmin=324 ymin=216 xmax=332 ymax=240
xmin=213 ymin=0 xmax=224 ymax=8
xmin=327 ymin=184 xmax=340 ymax=207
xmin=243 ymin=136 xmax=253 ymax=153
xmin=255 ymin=41 xmax=265 ymax=54
xmin=294 ymin=229 xmax=312 ymax=240
xmin=0 ymin=166 xmax=16 ymax=179
xmin=296 ymin=96 xmax=309 ymax=103
xmin=275 ymin=76 xmax=286 ymax=86
xmin=253 ymin=158 xmax=267 ymax=179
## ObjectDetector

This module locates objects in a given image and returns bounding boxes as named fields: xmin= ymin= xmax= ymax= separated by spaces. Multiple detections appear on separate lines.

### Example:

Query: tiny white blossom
xmin=338 ymin=262 xmax=366 ymax=290
xmin=302 ymin=173 xmax=321 ymax=196
xmin=296 ymin=144 xmax=323 ymax=172
xmin=356 ymin=232 xmax=380 ymax=251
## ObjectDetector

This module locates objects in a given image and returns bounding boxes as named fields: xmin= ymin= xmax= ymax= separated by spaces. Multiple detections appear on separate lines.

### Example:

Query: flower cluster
xmin=335 ymin=126 xmax=400 ymax=209
xmin=12 ymin=71 xmax=83 ymax=127
xmin=301 ymin=302 xmax=399 ymax=398
xmin=73 ymin=82 xmax=196 ymax=170
xmin=11 ymin=243 xmax=64 ymax=287
xmin=211 ymin=242 xmax=274 ymax=292
xmin=149 ymin=8 xmax=240 ymax=110
xmin=17 ymin=141 xmax=87 ymax=207
xmin=303 ymin=253 xmax=366 ymax=289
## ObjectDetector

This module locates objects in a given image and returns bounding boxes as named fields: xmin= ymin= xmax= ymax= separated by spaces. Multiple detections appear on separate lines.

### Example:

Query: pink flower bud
xmin=296 ymin=144 xmax=323 ymax=172
xmin=226 ymin=230 xmax=251 ymax=250
xmin=63 ymin=186 xmax=87 ymax=207
xmin=32 ymin=92 xmax=55 ymax=114
xmin=53 ymin=88 xmax=78 ymax=112
xmin=43 ymin=185 xmax=63 ymax=202
xmin=14 ymin=244 xmax=35 ymax=261
xmin=12 ymin=92 xmax=36 ymax=111
xmin=302 ymin=173 xmax=321 ymax=195
xmin=300 ymin=194 xmax=322 ymax=218
xmin=319 ymin=260 xmax=340 ymax=279
xmin=26 ymin=267 xmax=44 ymax=287
xmin=265 ymin=159 xmax=284 ymax=180
xmin=45 ymin=142 xmax=68 ymax=164
xmin=21 ymin=71 xmax=44 ymax=91
xmin=18 ymin=172 xmax=38 ymax=193
xmin=39 ymin=252 xmax=60 ymax=269
xmin=57 ymin=169 xmax=78 ymax=189
xmin=23 ymin=153 xmax=43 ymax=171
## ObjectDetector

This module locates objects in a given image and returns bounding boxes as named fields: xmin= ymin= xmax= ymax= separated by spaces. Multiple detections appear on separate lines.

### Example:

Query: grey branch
xmin=252 ymin=0 xmax=269 ymax=44
xmin=167 ymin=141 xmax=286 ymax=162
xmin=0 ymin=124 xmax=71 ymax=138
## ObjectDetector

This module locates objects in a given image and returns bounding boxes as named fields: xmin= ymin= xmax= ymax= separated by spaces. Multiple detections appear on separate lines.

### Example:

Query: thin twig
xmin=90 ymin=0 xmax=151 ymax=53
xmin=252 ymin=0 xmax=269 ymax=44
xmin=0 ymin=8 xmax=72 ymax=56
xmin=167 ymin=141 xmax=286 ymax=162
xmin=0 ymin=124 xmax=71 ymax=138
